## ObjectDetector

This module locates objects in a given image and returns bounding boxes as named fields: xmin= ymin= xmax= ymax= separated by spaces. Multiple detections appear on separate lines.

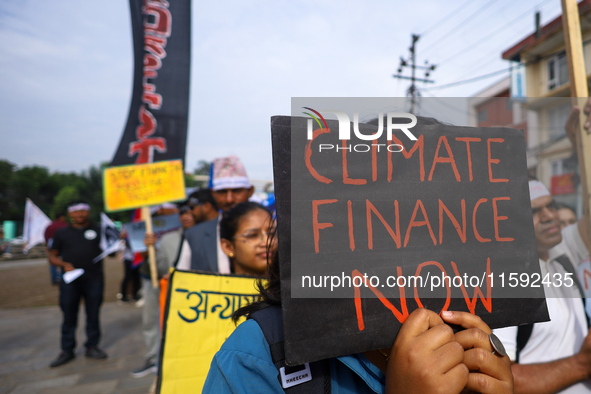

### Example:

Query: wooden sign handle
xmin=141 ymin=206 xmax=159 ymax=289
xmin=562 ymin=0 xmax=591 ymax=243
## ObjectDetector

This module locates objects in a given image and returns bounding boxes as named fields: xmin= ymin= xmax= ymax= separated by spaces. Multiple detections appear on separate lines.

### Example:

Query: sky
xmin=0 ymin=0 xmax=566 ymax=183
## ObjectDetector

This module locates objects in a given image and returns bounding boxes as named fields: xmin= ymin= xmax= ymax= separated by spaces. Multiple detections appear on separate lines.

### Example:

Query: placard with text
xmin=271 ymin=98 xmax=550 ymax=365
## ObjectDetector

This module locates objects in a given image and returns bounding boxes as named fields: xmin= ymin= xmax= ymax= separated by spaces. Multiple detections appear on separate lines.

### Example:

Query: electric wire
xmin=421 ymin=0 xmax=503 ymax=54
xmin=419 ymin=0 xmax=477 ymax=37
xmin=437 ymin=0 xmax=555 ymax=65
xmin=429 ymin=67 xmax=513 ymax=90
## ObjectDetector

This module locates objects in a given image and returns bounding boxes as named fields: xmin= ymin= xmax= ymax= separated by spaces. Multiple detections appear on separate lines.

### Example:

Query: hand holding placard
xmin=385 ymin=309 xmax=467 ymax=394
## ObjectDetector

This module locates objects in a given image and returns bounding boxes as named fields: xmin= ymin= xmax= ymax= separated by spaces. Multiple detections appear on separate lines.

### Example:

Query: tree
xmin=0 ymin=161 xmax=133 ymax=224
xmin=193 ymin=160 xmax=211 ymax=189
xmin=52 ymin=186 xmax=80 ymax=219
xmin=0 ymin=160 xmax=15 ymax=222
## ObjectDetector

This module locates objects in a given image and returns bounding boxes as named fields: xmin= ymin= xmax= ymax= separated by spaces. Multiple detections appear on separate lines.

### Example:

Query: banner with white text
xmin=111 ymin=0 xmax=191 ymax=167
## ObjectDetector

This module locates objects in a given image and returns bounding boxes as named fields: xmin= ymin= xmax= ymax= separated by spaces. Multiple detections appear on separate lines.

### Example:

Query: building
xmin=468 ymin=76 xmax=528 ymax=135
xmin=498 ymin=1 xmax=591 ymax=215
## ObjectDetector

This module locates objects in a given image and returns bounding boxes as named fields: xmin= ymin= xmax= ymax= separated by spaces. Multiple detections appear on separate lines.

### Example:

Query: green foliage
xmin=192 ymin=160 xmax=211 ymax=188
xmin=0 ymin=160 xmax=133 ymax=224
xmin=184 ymin=173 xmax=198 ymax=188
xmin=51 ymin=186 xmax=80 ymax=219
xmin=194 ymin=160 xmax=210 ymax=176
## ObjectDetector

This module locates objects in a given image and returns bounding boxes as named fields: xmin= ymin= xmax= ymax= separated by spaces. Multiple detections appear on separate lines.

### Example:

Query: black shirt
xmin=51 ymin=223 xmax=103 ymax=279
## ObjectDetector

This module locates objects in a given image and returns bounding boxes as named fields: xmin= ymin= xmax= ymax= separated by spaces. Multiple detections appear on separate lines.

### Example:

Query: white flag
xmin=93 ymin=212 xmax=122 ymax=262
xmin=23 ymin=198 xmax=52 ymax=253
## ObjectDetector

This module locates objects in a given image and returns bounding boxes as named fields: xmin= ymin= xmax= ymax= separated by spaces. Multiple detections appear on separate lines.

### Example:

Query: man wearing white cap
xmin=48 ymin=201 xmax=108 ymax=367
xmin=182 ymin=155 xmax=254 ymax=273
xmin=493 ymin=179 xmax=591 ymax=394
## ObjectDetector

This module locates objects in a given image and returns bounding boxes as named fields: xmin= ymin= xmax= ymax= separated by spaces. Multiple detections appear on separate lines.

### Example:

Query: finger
xmin=431 ymin=341 xmax=465 ymax=374
xmin=441 ymin=311 xmax=491 ymax=334
xmin=455 ymin=328 xmax=493 ymax=352
xmin=443 ymin=363 xmax=470 ymax=394
xmin=465 ymin=372 xmax=512 ymax=394
xmin=463 ymin=348 xmax=512 ymax=381
xmin=397 ymin=308 xmax=444 ymax=339
xmin=418 ymin=322 xmax=456 ymax=351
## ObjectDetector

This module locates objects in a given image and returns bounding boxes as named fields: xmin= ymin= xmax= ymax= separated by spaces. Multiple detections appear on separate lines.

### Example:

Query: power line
xmin=419 ymin=0 xmax=476 ymax=37
xmin=436 ymin=0 xmax=562 ymax=87
xmin=429 ymin=67 xmax=513 ymax=90
xmin=437 ymin=0 xmax=555 ymax=65
xmin=421 ymin=0 xmax=503 ymax=54
xmin=422 ymin=88 xmax=475 ymax=117
xmin=426 ymin=13 xmax=591 ymax=94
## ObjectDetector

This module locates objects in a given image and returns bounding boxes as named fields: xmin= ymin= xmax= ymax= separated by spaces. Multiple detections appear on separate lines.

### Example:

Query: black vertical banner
xmin=111 ymin=0 xmax=191 ymax=167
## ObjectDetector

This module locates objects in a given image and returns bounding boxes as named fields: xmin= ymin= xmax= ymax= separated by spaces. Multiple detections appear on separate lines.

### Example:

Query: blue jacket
xmin=203 ymin=319 xmax=386 ymax=393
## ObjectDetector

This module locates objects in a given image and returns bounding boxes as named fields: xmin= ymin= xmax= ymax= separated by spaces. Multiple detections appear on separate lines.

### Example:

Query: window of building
xmin=548 ymin=103 xmax=570 ymax=138
xmin=547 ymin=52 xmax=569 ymax=91
xmin=477 ymin=109 xmax=487 ymax=123
xmin=551 ymin=159 xmax=562 ymax=176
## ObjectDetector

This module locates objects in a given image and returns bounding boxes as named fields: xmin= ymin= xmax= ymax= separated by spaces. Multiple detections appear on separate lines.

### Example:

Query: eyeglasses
xmin=531 ymin=199 xmax=558 ymax=215
xmin=234 ymin=228 xmax=276 ymax=245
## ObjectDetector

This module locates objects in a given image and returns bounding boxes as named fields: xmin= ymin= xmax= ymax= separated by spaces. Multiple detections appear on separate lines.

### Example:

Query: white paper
xmin=63 ymin=269 xmax=84 ymax=284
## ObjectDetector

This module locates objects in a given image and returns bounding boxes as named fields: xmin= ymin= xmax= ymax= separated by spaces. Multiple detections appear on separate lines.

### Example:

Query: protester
xmin=131 ymin=203 xmax=179 ymax=378
xmin=48 ymin=201 xmax=108 ymax=367
xmin=132 ymin=191 xmax=215 ymax=379
xmin=181 ymin=156 xmax=254 ymax=273
xmin=174 ymin=188 xmax=219 ymax=270
xmin=0 ymin=227 xmax=9 ymax=257
xmin=492 ymin=180 xmax=591 ymax=390
xmin=187 ymin=188 xmax=219 ymax=224
xmin=556 ymin=202 xmax=577 ymax=230
xmin=219 ymin=202 xmax=274 ymax=276
xmin=204 ymin=246 xmax=513 ymax=393
xmin=44 ymin=212 xmax=68 ymax=285
xmin=118 ymin=229 xmax=141 ymax=303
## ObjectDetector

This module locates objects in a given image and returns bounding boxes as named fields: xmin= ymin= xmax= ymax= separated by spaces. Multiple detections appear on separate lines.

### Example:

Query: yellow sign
xmin=158 ymin=270 xmax=261 ymax=393
xmin=103 ymin=160 xmax=185 ymax=212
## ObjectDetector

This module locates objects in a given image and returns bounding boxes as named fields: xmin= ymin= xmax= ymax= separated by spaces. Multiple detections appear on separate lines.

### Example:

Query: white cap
xmin=528 ymin=180 xmax=551 ymax=201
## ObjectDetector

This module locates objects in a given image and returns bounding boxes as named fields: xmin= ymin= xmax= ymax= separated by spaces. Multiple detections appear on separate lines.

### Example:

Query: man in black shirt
xmin=48 ymin=201 xmax=108 ymax=367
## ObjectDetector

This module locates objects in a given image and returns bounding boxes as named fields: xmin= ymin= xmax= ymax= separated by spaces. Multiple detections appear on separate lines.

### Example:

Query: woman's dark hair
xmin=232 ymin=218 xmax=281 ymax=323
xmin=219 ymin=201 xmax=270 ymax=241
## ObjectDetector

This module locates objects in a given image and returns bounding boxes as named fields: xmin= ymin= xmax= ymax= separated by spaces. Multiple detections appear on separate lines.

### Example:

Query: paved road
xmin=0 ymin=258 xmax=153 ymax=393
xmin=0 ymin=303 xmax=153 ymax=394
xmin=0 ymin=258 xmax=125 ymax=308
xmin=0 ymin=259 xmax=47 ymax=271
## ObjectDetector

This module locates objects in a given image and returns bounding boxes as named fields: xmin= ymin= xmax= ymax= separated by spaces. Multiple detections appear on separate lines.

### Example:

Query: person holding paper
xmin=48 ymin=201 xmax=108 ymax=368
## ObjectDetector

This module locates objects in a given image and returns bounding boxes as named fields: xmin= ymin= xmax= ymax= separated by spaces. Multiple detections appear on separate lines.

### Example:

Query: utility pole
xmin=393 ymin=34 xmax=436 ymax=114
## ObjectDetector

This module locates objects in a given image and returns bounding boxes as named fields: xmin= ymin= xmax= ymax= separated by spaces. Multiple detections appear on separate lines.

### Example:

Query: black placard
xmin=271 ymin=113 xmax=549 ymax=365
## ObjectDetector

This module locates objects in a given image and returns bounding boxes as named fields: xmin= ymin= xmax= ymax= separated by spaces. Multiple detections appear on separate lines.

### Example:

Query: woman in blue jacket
xmin=204 ymin=245 xmax=513 ymax=393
